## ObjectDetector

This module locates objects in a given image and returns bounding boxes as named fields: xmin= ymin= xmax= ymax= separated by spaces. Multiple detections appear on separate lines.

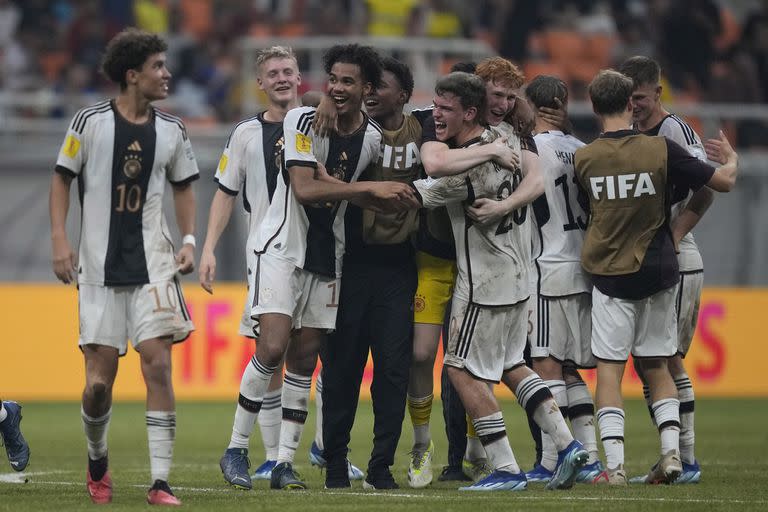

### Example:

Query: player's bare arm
xmin=172 ymin=182 xmax=196 ymax=275
xmin=465 ymin=150 xmax=544 ymax=225
xmin=421 ymin=138 xmax=519 ymax=178
xmin=290 ymin=164 xmax=417 ymax=212
xmin=199 ymin=189 xmax=236 ymax=293
xmin=671 ymin=187 xmax=715 ymax=250
xmin=703 ymin=130 xmax=739 ymax=192
xmin=49 ymin=171 xmax=77 ymax=284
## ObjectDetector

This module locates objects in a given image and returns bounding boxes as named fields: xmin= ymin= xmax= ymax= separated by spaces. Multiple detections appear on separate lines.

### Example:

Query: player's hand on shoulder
xmin=490 ymin=137 xmax=520 ymax=170
xmin=51 ymin=235 xmax=77 ymax=284
xmin=465 ymin=197 xmax=508 ymax=225
xmin=176 ymin=244 xmax=195 ymax=275
xmin=199 ymin=250 xmax=215 ymax=294
xmin=312 ymin=95 xmax=338 ymax=138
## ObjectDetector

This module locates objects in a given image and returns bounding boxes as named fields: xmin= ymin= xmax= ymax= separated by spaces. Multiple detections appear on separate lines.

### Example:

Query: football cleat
xmin=546 ymin=440 xmax=589 ymax=490
xmin=147 ymin=479 xmax=181 ymax=506
xmin=459 ymin=470 xmax=527 ymax=491
xmin=0 ymin=401 xmax=30 ymax=472
xmin=674 ymin=460 xmax=701 ymax=484
xmin=251 ymin=459 xmax=277 ymax=480
xmin=309 ymin=441 xmax=364 ymax=480
xmin=87 ymin=469 xmax=113 ymax=504
xmin=594 ymin=464 xmax=628 ymax=485
xmin=219 ymin=448 xmax=252 ymax=490
xmin=407 ymin=440 xmax=434 ymax=488
xmin=576 ymin=460 xmax=605 ymax=483
xmin=525 ymin=463 xmax=554 ymax=483
xmin=640 ymin=450 xmax=683 ymax=485
xmin=462 ymin=457 xmax=492 ymax=482
xmin=363 ymin=469 xmax=399 ymax=490
xmin=438 ymin=465 xmax=472 ymax=482
xmin=270 ymin=462 xmax=307 ymax=490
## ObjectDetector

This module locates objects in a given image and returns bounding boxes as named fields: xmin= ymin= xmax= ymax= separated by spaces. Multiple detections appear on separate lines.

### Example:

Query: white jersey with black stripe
xmin=656 ymin=114 xmax=709 ymax=271
xmin=214 ymin=112 xmax=284 ymax=253
xmin=253 ymin=106 xmax=382 ymax=278
xmin=413 ymin=127 xmax=530 ymax=306
xmin=55 ymin=100 xmax=199 ymax=286
xmin=531 ymin=131 xmax=590 ymax=296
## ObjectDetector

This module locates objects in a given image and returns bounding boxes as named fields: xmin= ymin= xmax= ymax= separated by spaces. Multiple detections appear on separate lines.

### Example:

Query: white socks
xmin=146 ymin=411 xmax=176 ymax=482
xmin=277 ymin=371 xmax=312 ymax=464
xmin=229 ymin=356 xmax=276 ymax=449
xmin=82 ymin=407 xmax=111 ymax=460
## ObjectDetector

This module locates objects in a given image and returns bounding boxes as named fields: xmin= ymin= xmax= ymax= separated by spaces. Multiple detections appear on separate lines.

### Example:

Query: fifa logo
xmin=589 ymin=172 xmax=656 ymax=200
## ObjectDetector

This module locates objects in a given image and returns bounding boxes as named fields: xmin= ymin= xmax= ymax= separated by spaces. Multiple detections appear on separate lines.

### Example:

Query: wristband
xmin=182 ymin=234 xmax=196 ymax=248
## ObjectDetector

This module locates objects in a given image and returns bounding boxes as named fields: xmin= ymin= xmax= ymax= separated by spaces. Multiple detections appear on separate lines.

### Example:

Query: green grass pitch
xmin=1 ymin=399 xmax=766 ymax=511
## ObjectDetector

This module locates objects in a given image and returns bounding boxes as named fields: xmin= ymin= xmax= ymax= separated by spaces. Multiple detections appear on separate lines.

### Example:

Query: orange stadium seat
xmin=584 ymin=34 xmax=616 ymax=68
xmin=542 ymin=30 xmax=586 ymax=63
xmin=523 ymin=60 xmax=567 ymax=81
xmin=180 ymin=0 xmax=212 ymax=39
xmin=39 ymin=51 xmax=71 ymax=82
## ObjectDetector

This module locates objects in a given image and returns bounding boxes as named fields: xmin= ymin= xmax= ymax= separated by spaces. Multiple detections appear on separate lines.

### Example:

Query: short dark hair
xmin=323 ymin=44 xmax=383 ymax=88
xmin=101 ymin=28 xmax=168 ymax=89
xmin=525 ymin=75 xmax=568 ymax=110
xmin=618 ymin=56 xmax=661 ymax=89
xmin=435 ymin=71 xmax=487 ymax=119
xmin=588 ymin=70 xmax=634 ymax=116
xmin=450 ymin=61 xmax=477 ymax=74
xmin=381 ymin=56 xmax=414 ymax=102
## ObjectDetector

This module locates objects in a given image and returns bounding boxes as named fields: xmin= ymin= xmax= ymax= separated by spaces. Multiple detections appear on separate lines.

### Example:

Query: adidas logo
xmin=10 ymin=461 xmax=19 ymax=467
xmin=128 ymin=140 xmax=142 ymax=152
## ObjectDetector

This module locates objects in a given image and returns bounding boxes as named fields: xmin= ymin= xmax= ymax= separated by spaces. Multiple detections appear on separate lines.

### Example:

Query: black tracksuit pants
xmin=321 ymin=258 xmax=417 ymax=473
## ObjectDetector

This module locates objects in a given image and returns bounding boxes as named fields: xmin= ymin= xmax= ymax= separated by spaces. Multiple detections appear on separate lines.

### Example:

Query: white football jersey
xmin=531 ymin=131 xmax=591 ymax=296
xmin=253 ymin=106 xmax=382 ymax=277
xmin=650 ymin=114 xmax=709 ymax=271
xmin=214 ymin=112 xmax=284 ymax=253
xmin=413 ymin=128 xmax=530 ymax=306
xmin=55 ymin=100 xmax=199 ymax=286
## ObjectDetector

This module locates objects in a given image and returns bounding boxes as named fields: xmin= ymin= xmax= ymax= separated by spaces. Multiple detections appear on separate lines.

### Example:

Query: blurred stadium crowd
xmin=1 ymin=0 xmax=768 ymax=146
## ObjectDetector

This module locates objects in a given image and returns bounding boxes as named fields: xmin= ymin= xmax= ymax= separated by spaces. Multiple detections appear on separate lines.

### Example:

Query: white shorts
xmin=676 ymin=271 xmax=703 ymax=357
xmin=239 ymin=249 xmax=258 ymax=338
xmin=530 ymin=293 xmax=595 ymax=368
xmin=78 ymin=278 xmax=194 ymax=356
xmin=250 ymin=253 xmax=339 ymax=330
xmin=445 ymin=297 xmax=528 ymax=382
xmin=591 ymin=285 xmax=678 ymax=361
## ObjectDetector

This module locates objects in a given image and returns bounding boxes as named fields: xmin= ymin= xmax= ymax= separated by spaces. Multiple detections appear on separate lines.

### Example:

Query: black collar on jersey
xmin=452 ymin=135 xmax=484 ymax=149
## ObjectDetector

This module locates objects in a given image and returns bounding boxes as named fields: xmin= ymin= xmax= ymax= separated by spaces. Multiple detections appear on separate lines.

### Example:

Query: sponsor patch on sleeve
xmin=295 ymin=133 xmax=312 ymax=154
xmin=63 ymin=135 xmax=80 ymax=159
xmin=217 ymin=154 xmax=228 ymax=173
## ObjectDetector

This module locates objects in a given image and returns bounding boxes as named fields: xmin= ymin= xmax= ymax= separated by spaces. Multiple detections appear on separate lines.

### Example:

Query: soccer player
xmin=238 ymin=44 xmax=414 ymax=491
xmin=513 ymin=75 xmax=603 ymax=484
xmin=618 ymin=56 xmax=715 ymax=484
xmin=0 ymin=399 xmax=29 ymax=471
xmin=574 ymin=70 xmax=738 ymax=485
xmin=413 ymin=71 xmax=588 ymax=492
xmin=201 ymin=46 xmax=363 ymax=489
xmin=419 ymin=57 xmax=538 ymax=483
xmin=49 ymin=28 xmax=198 ymax=505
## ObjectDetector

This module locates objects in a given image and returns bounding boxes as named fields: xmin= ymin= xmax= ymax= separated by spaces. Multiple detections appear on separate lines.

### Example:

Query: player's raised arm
xmin=703 ymin=130 xmax=739 ymax=192
xmin=421 ymin=137 xmax=519 ymax=178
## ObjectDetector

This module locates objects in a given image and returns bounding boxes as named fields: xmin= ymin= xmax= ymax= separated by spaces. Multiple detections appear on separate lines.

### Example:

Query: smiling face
xmin=257 ymin=56 xmax=301 ymax=106
xmin=629 ymin=82 xmax=660 ymax=129
xmin=327 ymin=61 xmax=370 ymax=119
xmin=364 ymin=70 xmax=404 ymax=122
xmin=432 ymin=92 xmax=472 ymax=142
xmin=484 ymin=80 xmax=518 ymax=127
xmin=129 ymin=52 xmax=171 ymax=101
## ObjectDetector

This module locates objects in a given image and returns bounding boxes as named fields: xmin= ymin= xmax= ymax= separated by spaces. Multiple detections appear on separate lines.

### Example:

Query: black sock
xmin=150 ymin=479 xmax=174 ymax=494
xmin=88 ymin=455 xmax=108 ymax=481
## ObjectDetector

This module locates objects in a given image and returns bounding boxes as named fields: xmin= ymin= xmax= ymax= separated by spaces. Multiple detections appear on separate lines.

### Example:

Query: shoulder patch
xmin=218 ymin=154 xmax=228 ymax=173
xmin=295 ymin=133 xmax=312 ymax=153
xmin=62 ymin=134 xmax=81 ymax=158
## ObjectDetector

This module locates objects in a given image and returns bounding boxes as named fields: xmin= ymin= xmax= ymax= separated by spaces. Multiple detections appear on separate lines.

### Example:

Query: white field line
xmin=1 ymin=472 xmax=767 ymax=505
